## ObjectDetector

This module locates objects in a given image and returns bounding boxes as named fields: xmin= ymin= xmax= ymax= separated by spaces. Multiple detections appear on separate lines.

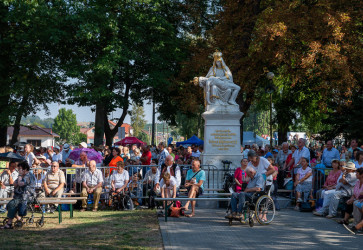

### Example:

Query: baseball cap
xmin=63 ymin=143 xmax=70 ymax=150
xmin=273 ymin=149 xmax=279 ymax=153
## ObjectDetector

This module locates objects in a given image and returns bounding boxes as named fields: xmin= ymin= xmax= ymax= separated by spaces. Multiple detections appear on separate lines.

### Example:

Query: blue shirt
xmin=61 ymin=149 xmax=73 ymax=164
xmin=322 ymin=148 xmax=340 ymax=167
xmin=186 ymin=169 xmax=206 ymax=190
xmin=246 ymin=173 xmax=265 ymax=191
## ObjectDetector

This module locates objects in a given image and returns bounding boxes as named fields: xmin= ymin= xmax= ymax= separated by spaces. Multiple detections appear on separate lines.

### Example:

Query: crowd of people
xmin=0 ymin=137 xmax=362 ymax=233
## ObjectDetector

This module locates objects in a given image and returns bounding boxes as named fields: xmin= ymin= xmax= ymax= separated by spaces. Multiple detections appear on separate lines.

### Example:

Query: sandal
xmin=1 ymin=223 xmax=13 ymax=229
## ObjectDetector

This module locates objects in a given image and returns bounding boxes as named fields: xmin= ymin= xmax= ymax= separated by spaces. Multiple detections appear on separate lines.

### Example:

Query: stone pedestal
xmin=200 ymin=104 xmax=243 ymax=191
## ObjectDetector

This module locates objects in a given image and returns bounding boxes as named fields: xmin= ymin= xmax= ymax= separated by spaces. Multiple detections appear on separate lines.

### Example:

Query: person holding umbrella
xmin=71 ymin=152 xmax=90 ymax=194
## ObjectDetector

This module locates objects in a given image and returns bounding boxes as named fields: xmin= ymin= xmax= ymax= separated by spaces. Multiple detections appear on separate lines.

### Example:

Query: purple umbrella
xmin=68 ymin=148 xmax=103 ymax=164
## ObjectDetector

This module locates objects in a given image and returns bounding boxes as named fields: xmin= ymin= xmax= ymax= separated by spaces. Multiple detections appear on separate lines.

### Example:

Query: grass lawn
xmin=0 ymin=209 xmax=162 ymax=249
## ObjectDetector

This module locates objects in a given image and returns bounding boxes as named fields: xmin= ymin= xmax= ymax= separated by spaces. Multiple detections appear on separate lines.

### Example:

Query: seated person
xmin=294 ymin=157 xmax=313 ymax=210
xmin=80 ymin=160 xmax=103 ymax=212
xmin=226 ymin=167 xmax=265 ymax=219
xmin=40 ymin=161 xmax=65 ymax=212
xmin=111 ymin=161 xmax=129 ymax=194
xmin=129 ymin=172 xmax=143 ymax=206
xmin=1 ymin=162 xmax=34 ymax=229
xmin=154 ymin=155 xmax=181 ymax=191
xmin=160 ymin=173 xmax=177 ymax=208
xmin=314 ymin=162 xmax=357 ymax=218
xmin=101 ymin=168 xmax=111 ymax=208
xmin=181 ymin=159 xmax=206 ymax=217
xmin=316 ymin=159 xmax=341 ymax=201
xmin=340 ymin=168 xmax=363 ymax=227
xmin=0 ymin=161 xmax=18 ymax=199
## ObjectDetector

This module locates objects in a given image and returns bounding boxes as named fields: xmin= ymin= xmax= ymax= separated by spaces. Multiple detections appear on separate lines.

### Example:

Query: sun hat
xmin=63 ymin=143 xmax=70 ymax=150
xmin=79 ymin=142 xmax=87 ymax=148
xmin=345 ymin=161 xmax=356 ymax=170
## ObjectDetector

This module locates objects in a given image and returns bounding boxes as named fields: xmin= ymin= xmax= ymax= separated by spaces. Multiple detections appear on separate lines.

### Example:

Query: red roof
xmin=7 ymin=126 xmax=60 ymax=137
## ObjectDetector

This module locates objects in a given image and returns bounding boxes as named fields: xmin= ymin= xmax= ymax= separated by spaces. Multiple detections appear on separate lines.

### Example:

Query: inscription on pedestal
xmin=209 ymin=129 xmax=238 ymax=151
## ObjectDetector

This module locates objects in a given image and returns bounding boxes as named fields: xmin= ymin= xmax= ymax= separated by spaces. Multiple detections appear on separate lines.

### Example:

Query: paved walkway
xmin=159 ymin=208 xmax=361 ymax=250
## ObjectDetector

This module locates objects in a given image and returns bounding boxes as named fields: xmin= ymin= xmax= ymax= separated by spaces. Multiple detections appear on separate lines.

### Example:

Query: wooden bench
xmin=0 ymin=198 xmax=77 ymax=224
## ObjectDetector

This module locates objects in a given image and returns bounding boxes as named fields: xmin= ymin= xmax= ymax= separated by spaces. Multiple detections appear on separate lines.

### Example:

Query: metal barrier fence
xmin=20 ymin=164 xmax=223 ymax=202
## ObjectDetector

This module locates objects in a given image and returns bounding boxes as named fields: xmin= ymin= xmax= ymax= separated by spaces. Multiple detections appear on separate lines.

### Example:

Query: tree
xmin=53 ymin=108 xmax=84 ymax=145
xmin=59 ymin=0 xmax=185 ymax=146
xmin=130 ymin=103 xmax=147 ymax=140
xmin=0 ymin=0 xmax=66 ymax=146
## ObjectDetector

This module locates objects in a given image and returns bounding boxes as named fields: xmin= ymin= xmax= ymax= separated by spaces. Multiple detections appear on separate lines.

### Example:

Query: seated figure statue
xmin=194 ymin=50 xmax=240 ymax=105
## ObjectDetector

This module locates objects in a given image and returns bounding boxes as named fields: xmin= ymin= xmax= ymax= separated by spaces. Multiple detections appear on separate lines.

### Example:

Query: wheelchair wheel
xmin=36 ymin=219 xmax=45 ymax=228
xmin=122 ymin=195 xmax=134 ymax=211
xmin=3 ymin=218 xmax=9 ymax=226
xmin=255 ymin=195 xmax=275 ymax=225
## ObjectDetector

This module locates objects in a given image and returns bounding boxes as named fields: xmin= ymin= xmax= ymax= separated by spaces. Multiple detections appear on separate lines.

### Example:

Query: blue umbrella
xmin=0 ymin=152 xmax=26 ymax=162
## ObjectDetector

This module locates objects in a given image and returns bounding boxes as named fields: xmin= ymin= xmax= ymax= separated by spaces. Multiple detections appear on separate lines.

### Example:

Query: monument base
xmin=200 ymin=104 xmax=243 ymax=190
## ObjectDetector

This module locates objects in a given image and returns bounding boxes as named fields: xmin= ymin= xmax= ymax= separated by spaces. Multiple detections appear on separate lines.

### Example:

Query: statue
xmin=194 ymin=50 xmax=240 ymax=106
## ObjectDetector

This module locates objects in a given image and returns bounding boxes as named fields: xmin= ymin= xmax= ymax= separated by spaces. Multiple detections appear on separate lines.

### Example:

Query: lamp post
xmin=266 ymin=72 xmax=275 ymax=147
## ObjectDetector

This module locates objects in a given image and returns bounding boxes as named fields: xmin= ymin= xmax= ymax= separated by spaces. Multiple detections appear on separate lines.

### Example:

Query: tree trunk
xmin=278 ymin=122 xmax=289 ymax=145
xmin=10 ymin=95 xmax=28 ymax=145
xmin=94 ymin=102 xmax=105 ymax=146
xmin=0 ymin=126 xmax=7 ymax=146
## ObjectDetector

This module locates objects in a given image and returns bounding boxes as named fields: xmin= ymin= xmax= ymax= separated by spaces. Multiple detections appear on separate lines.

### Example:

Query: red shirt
xmin=234 ymin=168 xmax=249 ymax=193
xmin=141 ymin=151 xmax=152 ymax=165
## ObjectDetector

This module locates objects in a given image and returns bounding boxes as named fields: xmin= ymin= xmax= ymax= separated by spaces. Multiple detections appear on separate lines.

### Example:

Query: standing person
xmin=321 ymin=140 xmax=340 ymax=167
xmin=140 ymin=145 xmax=152 ymax=166
xmin=264 ymin=145 xmax=273 ymax=158
xmin=1 ymin=162 xmax=34 ymax=229
xmin=340 ymin=145 xmax=348 ymax=161
xmin=287 ymin=138 xmax=310 ymax=172
xmin=267 ymin=157 xmax=280 ymax=211
xmin=61 ymin=143 xmax=73 ymax=165
xmin=44 ymin=146 xmax=54 ymax=160
xmin=348 ymin=139 xmax=362 ymax=160
xmin=80 ymin=160 xmax=103 ymax=212
xmin=276 ymin=142 xmax=292 ymax=188
xmin=294 ymin=157 xmax=313 ymax=210
xmin=72 ymin=152 xmax=90 ymax=194
xmin=191 ymin=146 xmax=201 ymax=158
xmin=24 ymin=144 xmax=37 ymax=167
xmin=183 ymin=146 xmax=192 ymax=162
xmin=52 ymin=146 xmax=62 ymax=163
xmin=247 ymin=150 xmax=275 ymax=185
xmin=354 ymin=151 xmax=363 ymax=169
xmin=157 ymin=142 xmax=169 ymax=167
xmin=108 ymin=148 xmax=123 ymax=174
xmin=234 ymin=158 xmax=250 ymax=193
xmin=181 ymin=160 xmax=206 ymax=217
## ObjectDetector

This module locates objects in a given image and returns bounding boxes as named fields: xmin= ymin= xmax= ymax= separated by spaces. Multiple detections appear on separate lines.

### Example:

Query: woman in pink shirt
xmin=339 ymin=167 xmax=363 ymax=226
xmin=316 ymin=159 xmax=341 ymax=200
xmin=234 ymin=158 xmax=250 ymax=192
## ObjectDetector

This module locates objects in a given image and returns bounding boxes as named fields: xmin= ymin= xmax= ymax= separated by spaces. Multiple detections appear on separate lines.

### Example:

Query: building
xmin=7 ymin=126 xmax=60 ymax=147
xmin=79 ymin=121 xmax=133 ymax=145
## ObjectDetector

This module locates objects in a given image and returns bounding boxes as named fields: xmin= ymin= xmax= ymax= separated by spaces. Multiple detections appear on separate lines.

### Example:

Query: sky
xmin=35 ymin=100 xmax=159 ymax=124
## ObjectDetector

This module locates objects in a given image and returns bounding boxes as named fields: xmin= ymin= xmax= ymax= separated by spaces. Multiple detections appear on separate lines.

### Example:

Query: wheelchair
xmin=108 ymin=189 xmax=134 ymax=211
xmin=226 ymin=185 xmax=275 ymax=227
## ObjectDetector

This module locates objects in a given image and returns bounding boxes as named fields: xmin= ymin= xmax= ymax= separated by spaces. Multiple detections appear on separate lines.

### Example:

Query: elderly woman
xmin=316 ymin=159 xmax=341 ymax=201
xmin=340 ymin=168 xmax=363 ymax=229
xmin=111 ymin=161 xmax=129 ymax=194
xmin=1 ymin=162 xmax=35 ymax=229
xmin=294 ymin=157 xmax=312 ymax=210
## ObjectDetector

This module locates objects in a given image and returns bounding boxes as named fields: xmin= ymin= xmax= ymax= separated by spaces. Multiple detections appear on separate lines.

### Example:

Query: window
xmin=26 ymin=140 xmax=41 ymax=147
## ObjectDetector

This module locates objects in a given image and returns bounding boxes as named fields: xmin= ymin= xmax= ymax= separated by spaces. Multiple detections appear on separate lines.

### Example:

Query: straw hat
xmin=345 ymin=161 xmax=356 ymax=170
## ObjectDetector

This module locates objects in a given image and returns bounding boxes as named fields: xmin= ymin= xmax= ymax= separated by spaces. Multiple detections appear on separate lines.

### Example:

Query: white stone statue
xmin=194 ymin=50 xmax=240 ymax=106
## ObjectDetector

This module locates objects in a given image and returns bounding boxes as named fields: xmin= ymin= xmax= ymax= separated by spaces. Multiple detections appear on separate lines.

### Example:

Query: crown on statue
xmin=213 ymin=49 xmax=222 ymax=60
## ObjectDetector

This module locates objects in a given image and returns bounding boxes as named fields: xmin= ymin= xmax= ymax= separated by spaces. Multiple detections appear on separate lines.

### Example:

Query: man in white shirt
xmin=287 ymin=138 xmax=310 ymax=170
xmin=157 ymin=142 xmax=169 ymax=167
xmin=154 ymin=155 xmax=181 ymax=190
xmin=80 ymin=160 xmax=103 ymax=212
xmin=111 ymin=162 xmax=129 ymax=193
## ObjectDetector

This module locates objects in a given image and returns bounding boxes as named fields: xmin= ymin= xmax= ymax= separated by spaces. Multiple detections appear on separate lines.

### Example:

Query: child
xmin=160 ymin=172 xmax=177 ymax=208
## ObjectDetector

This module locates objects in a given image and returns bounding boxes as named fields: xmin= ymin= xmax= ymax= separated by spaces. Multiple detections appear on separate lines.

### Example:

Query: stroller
xmin=3 ymin=188 xmax=46 ymax=229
